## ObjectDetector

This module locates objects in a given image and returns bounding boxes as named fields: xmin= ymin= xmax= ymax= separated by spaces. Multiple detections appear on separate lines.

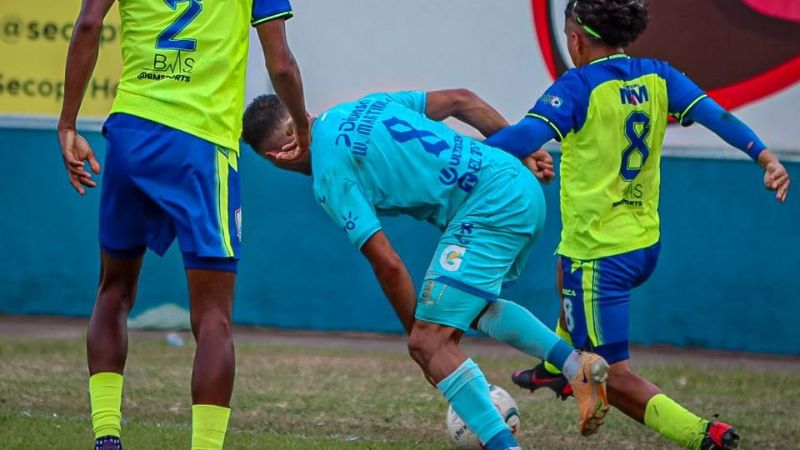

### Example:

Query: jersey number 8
xmin=619 ymin=111 xmax=651 ymax=182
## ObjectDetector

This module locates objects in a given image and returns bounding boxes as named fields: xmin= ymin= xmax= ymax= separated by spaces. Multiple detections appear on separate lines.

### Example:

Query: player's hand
xmin=758 ymin=149 xmax=790 ymax=202
xmin=523 ymin=149 xmax=555 ymax=184
xmin=276 ymin=120 xmax=312 ymax=162
xmin=58 ymin=129 xmax=101 ymax=195
xmin=763 ymin=160 xmax=790 ymax=203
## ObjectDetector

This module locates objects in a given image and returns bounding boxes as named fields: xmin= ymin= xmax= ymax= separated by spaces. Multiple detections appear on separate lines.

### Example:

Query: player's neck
xmin=580 ymin=47 xmax=625 ymax=66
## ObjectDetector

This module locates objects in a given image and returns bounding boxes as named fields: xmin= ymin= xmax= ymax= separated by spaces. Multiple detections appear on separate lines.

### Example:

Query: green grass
xmin=0 ymin=334 xmax=798 ymax=449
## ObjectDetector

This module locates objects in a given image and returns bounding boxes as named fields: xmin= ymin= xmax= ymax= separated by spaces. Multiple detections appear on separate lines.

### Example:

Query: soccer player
xmin=484 ymin=1 xmax=791 ymax=450
xmin=57 ymin=0 xmax=309 ymax=448
xmin=242 ymin=89 xmax=613 ymax=449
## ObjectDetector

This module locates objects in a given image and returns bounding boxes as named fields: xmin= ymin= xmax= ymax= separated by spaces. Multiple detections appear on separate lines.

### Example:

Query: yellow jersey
xmin=528 ymin=55 xmax=706 ymax=260
xmin=110 ymin=0 xmax=293 ymax=151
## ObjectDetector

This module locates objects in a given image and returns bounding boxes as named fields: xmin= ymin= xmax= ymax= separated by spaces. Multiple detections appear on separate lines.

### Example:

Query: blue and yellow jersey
xmin=111 ymin=0 xmax=292 ymax=151
xmin=529 ymin=55 xmax=706 ymax=260
xmin=310 ymin=91 xmax=522 ymax=249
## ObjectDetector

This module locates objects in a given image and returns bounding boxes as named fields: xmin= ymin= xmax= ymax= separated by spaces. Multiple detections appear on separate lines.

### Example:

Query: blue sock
xmin=485 ymin=429 xmax=519 ymax=450
xmin=478 ymin=299 xmax=570 ymax=367
xmin=437 ymin=359 xmax=517 ymax=448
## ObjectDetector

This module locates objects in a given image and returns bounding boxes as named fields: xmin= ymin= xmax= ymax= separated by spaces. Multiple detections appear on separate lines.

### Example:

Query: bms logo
xmin=439 ymin=245 xmax=467 ymax=272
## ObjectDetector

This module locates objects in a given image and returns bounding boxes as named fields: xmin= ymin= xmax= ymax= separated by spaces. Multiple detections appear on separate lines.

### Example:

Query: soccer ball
xmin=446 ymin=385 xmax=520 ymax=450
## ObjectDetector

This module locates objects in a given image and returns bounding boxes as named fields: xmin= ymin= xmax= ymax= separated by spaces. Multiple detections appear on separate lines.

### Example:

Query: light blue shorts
xmin=415 ymin=167 xmax=546 ymax=330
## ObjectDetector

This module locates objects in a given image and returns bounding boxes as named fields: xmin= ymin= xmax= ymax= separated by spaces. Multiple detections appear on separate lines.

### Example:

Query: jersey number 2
xmin=156 ymin=0 xmax=203 ymax=51
xmin=619 ymin=111 xmax=651 ymax=181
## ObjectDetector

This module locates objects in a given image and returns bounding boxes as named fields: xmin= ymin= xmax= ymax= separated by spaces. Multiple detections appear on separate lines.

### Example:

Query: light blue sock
xmin=437 ymin=359 xmax=516 ymax=448
xmin=477 ymin=299 xmax=573 ymax=369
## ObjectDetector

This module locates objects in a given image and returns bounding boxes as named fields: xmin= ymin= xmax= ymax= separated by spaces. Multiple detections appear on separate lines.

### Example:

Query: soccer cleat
xmin=95 ymin=436 xmax=123 ymax=450
xmin=511 ymin=362 xmax=573 ymax=400
xmin=701 ymin=419 xmax=740 ymax=450
xmin=569 ymin=352 xmax=610 ymax=437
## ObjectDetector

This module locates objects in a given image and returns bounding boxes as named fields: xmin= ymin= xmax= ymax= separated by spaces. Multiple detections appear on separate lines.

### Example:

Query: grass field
xmin=1 ymin=321 xmax=799 ymax=449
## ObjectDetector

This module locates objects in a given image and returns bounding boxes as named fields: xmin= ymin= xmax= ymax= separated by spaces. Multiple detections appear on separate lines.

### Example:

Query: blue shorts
xmin=99 ymin=113 xmax=241 ymax=272
xmin=415 ymin=167 xmax=546 ymax=330
xmin=560 ymin=243 xmax=661 ymax=363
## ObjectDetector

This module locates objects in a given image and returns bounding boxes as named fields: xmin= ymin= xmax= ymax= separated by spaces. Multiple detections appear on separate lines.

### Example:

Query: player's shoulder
xmin=573 ymin=56 xmax=675 ymax=87
xmin=310 ymin=115 xmax=356 ymax=176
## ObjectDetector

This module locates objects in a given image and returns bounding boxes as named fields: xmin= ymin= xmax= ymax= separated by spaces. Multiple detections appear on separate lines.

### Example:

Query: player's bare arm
xmin=426 ymin=90 xmax=555 ymax=183
xmin=425 ymin=89 xmax=509 ymax=138
xmin=57 ymin=0 xmax=114 ymax=195
xmin=256 ymin=20 xmax=310 ymax=161
xmin=360 ymin=231 xmax=416 ymax=334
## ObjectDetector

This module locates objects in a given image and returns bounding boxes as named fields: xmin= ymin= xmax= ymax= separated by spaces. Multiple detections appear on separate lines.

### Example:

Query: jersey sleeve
xmin=664 ymin=64 xmax=707 ymax=126
xmin=313 ymin=175 xmax=382 ymax=250
xmin=381 ymin=91 xmax=428 ymax=114
xmin=484 ymin=117 xmax=558 ymax=158
xmin=526 ymin=70 xmax=586 ymax=141
xmin=252 ymin=0 xmax=293 ymax=26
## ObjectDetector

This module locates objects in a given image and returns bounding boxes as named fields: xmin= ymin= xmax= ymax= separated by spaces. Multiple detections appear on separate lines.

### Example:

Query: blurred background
xmin=0 ymin=0 xmax=798 ymax=354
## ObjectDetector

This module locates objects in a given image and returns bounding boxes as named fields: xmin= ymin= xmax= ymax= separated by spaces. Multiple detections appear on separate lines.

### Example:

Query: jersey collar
xmin=589 ymin=53 xmax=630 ymax=65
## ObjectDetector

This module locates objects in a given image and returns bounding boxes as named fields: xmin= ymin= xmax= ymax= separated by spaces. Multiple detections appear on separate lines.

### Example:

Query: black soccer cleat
xmin=95 ymin=436 xmax=123 ymax=450
xmin=511 ymin=362 xmax=573 ymax=400
xmin=701 ymin=419 xmax=739 ymax=450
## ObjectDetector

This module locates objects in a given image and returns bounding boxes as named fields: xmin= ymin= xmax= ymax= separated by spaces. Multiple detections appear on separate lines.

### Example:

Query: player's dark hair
xmin=565 ymin=0 xmax=649 ymax=48
xmin=242 ymin=94 xmax=288 ymax=150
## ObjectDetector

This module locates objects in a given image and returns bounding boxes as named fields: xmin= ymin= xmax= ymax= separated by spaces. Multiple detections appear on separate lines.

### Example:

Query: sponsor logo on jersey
xmin=439 ymin=245 xmax=467 ymax=272
xmin=540 ymin=94 xmax=563 ymax=108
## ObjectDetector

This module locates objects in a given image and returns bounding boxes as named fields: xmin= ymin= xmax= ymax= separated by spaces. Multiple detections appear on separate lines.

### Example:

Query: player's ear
xmin=284 ymin=116 xmax=294 ymax=137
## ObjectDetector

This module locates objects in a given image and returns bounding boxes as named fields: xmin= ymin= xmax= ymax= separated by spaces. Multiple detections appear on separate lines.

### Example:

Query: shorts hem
xmin=183 ymin=252 xmax=238 ymax=273
xmin=100 ymin=244 xmax=146 ymax=260
xmin=414 ymin=313 xmax=471 ymax=332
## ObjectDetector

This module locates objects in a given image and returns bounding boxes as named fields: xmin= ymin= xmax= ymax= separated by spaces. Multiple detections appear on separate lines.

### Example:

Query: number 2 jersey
xmin=529 ymin=55 xmax=707 ymax=260
xmin=110 ymin=0 xmax=293 ymax=151
xmin=310 ymin=91 xmax=524 ymax=249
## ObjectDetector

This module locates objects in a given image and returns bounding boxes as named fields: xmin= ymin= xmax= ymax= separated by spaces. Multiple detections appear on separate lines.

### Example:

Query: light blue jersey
xmin=311 ymin=91 xmax=523 ymax=249
xmin=311 ymin=91 xmax=547 ymax=330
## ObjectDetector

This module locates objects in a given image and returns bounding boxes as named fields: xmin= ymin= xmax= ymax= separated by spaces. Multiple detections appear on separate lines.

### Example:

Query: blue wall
xmin=1 ymin=128 xmax=798 ymax=354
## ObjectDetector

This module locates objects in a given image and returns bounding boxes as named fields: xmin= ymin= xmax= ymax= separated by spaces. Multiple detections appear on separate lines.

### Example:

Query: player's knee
xmin=97 ymin=280 xmax=136 ymax=311
xmin=608 ymin=361 xmax=637 ymax=387
xmin=191 ymin=310 xmax=232 ymax=339
xmin=407 ymin=329 xmax=431 ymax=367
xmin=407 ymin=322 xmax=456 ymax=367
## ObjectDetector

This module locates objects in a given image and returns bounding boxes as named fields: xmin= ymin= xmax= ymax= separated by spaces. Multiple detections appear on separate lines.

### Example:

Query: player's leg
xmin=473 ymin=245 xmax=609 ymax=435
xmin=412 ymin=284 xmax=520 ymax=450
xmin=160 ymin=139 xmax=241 ymax=450
xmin=510 ymin=257 xmax=578 ymax=398
xmin=512 ymin=246 xmax=738 ymax=449
xmin=88 ymin=114 xmax=156 ymax=449
xmin=185 ymin=265 xmax=236 ymax=450
xmin=87 ymin=251 xmax=144 ymax=450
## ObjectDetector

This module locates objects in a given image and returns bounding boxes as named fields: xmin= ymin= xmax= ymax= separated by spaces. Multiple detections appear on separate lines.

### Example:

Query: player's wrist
xmin=57 ymin=119 xmax=77 ymax=133
xmin=757 ymin=149 xmax=778 ymax=170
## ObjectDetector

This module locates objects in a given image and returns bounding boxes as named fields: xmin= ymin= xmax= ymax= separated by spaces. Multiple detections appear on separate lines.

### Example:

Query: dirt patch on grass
xmin=2 ymin=314 xmax=798 ymax=373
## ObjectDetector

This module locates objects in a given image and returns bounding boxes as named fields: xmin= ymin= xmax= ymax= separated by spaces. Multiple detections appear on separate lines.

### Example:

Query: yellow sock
xmin=543 ymin=321 xmax=573 ymax=374
xmin=644 ymin=393 xmax=709 ymax=450
xmin=192 ymin=404 xmax=231 ymax=450
xmin=89 ymin=372 xmax=124 ymax=439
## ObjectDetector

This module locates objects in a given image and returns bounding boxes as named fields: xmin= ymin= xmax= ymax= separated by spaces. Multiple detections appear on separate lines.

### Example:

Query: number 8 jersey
xmin=111 ymin=0 xmax=293 ymax=151
xmin=528 ymin=55 xmax=706 ymax=260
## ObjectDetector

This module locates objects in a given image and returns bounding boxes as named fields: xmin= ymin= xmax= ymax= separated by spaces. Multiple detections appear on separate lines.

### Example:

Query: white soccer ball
xmin=446 ymin=385 xmax=520 ymax=450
